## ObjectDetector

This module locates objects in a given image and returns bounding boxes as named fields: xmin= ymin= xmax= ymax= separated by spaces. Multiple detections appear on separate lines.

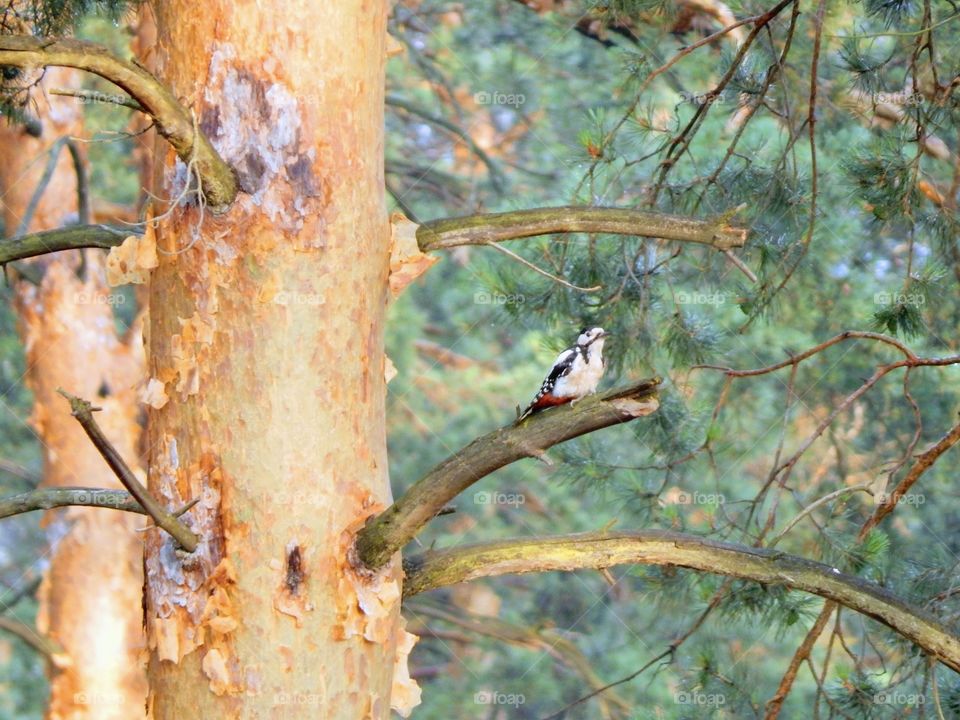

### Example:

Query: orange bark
xmin=0 ymin=69 xmax=148 ymax=719
xmin=142 ymin=2 xmax=414 ymax=717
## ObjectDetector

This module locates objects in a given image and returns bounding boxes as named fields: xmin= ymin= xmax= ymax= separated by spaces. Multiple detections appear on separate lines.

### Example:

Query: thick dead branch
xmin=0 ymin=224 xmax=131 ymax=264
xmin=58 ymin=390 xmax=198 ymax=551
xmin=0 ymin=486 xmax=198 ymax=520
xmin=0 ymin=36 xmax=237 ymax=207
xmin=417 ymin=207 xmax=747 ymax=252
xmin=355 ymin=377 xmax=661 ymax=569
xmin=402 ymin=529 xmax=960 ymax=674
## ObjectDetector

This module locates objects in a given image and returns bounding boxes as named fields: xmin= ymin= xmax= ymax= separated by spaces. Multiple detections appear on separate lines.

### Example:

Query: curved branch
xmin=402 ymin=529 xmax=960 ymax=673
xmin=0 ymin=36 xmax=237 ymax=208
xmin=354 ymin=377 xmax=662 ymax=569
xmin=693 ymin=330 xmax=918 ymax=376
xmin=0 ymin=486 xmax=198 ymax=520
xmin=0 ymin=224 xmax=132 ymax=264
xmin=417 ymin=206 xmax=748 ymax=252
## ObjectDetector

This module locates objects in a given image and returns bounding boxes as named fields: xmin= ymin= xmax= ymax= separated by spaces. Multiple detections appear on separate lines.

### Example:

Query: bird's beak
xmin=599 ymin=331 xmax=612 ymax=338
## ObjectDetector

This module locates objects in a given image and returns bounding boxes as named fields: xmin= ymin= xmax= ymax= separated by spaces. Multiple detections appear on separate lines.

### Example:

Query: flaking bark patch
xmin=338 ymin=511 xmax=423 ymax=717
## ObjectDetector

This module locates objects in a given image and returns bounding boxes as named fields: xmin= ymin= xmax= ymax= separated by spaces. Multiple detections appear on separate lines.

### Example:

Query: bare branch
xmin=0 ymin=616 xmax=65 ymax=660
xmin=0 ymin=486 xmax=198 ymax=520
xmin=0 ymin=224 xmax=131 ymax=264
xmin=354 ymin=377 xmax=661 ymax=569
xmin=417 ymin=207 xmax=748 ymax=252
xmin=0 ymin=36 xmax=237 ymax=208
xmin=402 ymin=529 xmax=960 ymax=673
xmin=766 ymin=418 xmax=960 ymax=717
xmin=693 ymin=330 xmax=918 ymax=376
xmin=861 ymin=418 xmax=960 ymax=538
xmin=57 ymin=390 xmax=198 ymax=552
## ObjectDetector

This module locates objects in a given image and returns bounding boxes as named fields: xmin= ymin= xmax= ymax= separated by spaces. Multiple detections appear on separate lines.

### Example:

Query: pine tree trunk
xmin=0 ymin=68 xmax=148 ymax=720
xmin=142 ymin=2 xmax=412 ymax=717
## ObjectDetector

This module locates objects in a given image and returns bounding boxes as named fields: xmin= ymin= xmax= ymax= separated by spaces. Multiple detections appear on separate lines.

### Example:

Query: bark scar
xmin=285 ymin=545 xmax=304 ymax=595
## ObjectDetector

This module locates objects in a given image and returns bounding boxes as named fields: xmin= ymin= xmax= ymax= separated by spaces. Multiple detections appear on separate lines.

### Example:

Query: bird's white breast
xmin=553 ymin=342 xmax=605 ymax=398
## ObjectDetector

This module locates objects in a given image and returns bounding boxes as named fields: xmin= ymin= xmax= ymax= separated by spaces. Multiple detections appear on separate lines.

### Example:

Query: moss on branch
xmin=403 ymin=529 xmax=960 ymax=673
xmin=0 ymin=224 xmax=131 ymax=264
xmin=417 ymin=206 xmax=748 ymax=251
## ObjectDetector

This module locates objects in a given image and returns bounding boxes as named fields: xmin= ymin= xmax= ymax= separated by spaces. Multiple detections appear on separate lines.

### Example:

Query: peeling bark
xmin=142 ymin=2 xmax=406 ymax=717
xmin=0 ymin=69 xmax=147 ymax=720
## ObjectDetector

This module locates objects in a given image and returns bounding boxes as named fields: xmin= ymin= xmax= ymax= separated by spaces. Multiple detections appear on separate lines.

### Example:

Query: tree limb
xmin=0 ymin=35 xmax=237 ymax=208
xmin=0 ymin=224 xmax=132 ymax=264
xmin=354 ymin=377 xmax=661 ymax=569
xmin=416 ymin=207 xmax=748 ymax=252
xmin=402 ymin=529 xmax=960 ymax=674
xmin=0 ymin=616 xmax=65 ymax=660
xmin=57 ymin=390 xmax=199 ymax=552
xmin=0 ymin=486 xmax=198 ymax=520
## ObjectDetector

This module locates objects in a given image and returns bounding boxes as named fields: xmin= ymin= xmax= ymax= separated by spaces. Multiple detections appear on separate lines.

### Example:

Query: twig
xmin=768 ymin=483 xmax=873 ymax=548
xmin=49 ymin=87 xmax=143 ymax=111
xmin=483 ymin=241 xmax=602 ymax=292
xmin=56 ymin=390 xmax=198 ymax=552
xmin=723 ymin=249 xmax=758 ymax=283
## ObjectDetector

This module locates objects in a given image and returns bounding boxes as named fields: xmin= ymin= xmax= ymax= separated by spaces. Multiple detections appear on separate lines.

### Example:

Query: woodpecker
xmin=517 ymin=327 xmax=610 ymax=421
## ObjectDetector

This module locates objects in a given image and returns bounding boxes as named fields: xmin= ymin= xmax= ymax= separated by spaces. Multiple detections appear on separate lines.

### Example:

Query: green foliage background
xmin=2 ymin=0 xmax=960 ymax=717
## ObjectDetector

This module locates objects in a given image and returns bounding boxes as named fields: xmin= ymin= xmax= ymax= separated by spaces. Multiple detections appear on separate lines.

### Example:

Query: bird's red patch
xmin=530 ymin=393 xmax=574 ymax=411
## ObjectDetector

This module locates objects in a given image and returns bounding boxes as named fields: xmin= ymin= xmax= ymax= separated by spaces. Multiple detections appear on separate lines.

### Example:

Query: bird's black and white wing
xmin=517 ymin=347 xmax=578 ymax=420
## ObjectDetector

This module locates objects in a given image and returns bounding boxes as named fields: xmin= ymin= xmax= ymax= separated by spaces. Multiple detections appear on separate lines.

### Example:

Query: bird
xmin=517 ymin=327 xmax=610 ymax=422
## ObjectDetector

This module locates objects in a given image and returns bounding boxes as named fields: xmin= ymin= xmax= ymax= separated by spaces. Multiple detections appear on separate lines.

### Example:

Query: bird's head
xmin=576 ymin=326 xmax=610 ymax=349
